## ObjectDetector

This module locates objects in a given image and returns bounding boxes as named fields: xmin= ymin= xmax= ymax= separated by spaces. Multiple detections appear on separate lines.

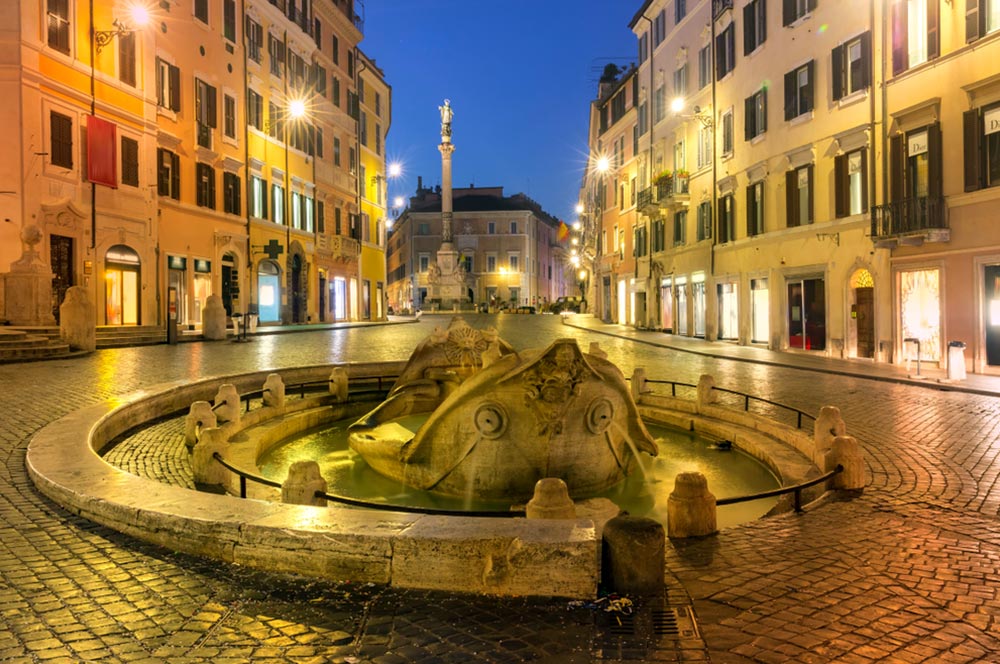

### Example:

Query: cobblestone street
xmin=3 ymin=314 xmax=1000 ymax=662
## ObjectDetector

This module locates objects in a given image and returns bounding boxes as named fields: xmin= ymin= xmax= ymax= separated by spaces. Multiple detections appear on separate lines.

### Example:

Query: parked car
xmin=549 ymin=296 xmax=585 ymax=314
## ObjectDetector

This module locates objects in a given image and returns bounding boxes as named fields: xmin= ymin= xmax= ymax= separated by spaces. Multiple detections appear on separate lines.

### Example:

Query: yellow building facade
xmin=356 ymin=49 xmax=389 ymax=320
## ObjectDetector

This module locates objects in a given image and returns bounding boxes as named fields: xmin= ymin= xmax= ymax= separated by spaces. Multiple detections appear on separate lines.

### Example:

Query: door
xmin=319 ymin=275 xmax=327 ymax=322
xmin=661 ymin=281 xmax=673 ymax=333
xmin=855 ymin=287 xmax=875 ymax=358
xmin=221 ymin=253 xmax=237 ymax=317
xmin=290 ymin=254 xmax=304 ymax=323
xmin=105 ymin=245 xmax=140 ymax=325
xmin=986 ymin=265 xmax=1000 ymax=365
xmin=788 ymin=277 xmax=826 ymax=350
xmin=50 ymin=235 xmax=74 ymax=322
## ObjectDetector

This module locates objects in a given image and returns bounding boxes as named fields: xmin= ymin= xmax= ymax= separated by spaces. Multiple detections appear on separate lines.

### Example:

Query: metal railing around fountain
xmin=237 ymin=374 xmax=399 ymax=412
xmin=716 ymin=464 xmax=843 ymax=513
xmin=211 ymin=452 xmax=526 ymax=518
xmin=640 ymin=379 xmax=817 ymax=431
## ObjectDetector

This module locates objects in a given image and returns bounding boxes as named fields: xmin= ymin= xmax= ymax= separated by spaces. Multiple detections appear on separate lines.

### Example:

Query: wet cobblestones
xmin=4 ymin=315 xmax=1000 ymax=661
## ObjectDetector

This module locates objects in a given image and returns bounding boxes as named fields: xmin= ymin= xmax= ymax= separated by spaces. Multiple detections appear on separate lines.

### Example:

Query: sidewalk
xmin=561 ymin=314 xmax=1000 ymax=398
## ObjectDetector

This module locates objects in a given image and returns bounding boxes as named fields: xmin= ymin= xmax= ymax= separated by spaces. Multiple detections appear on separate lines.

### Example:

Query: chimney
xmin=417 ymin=175 xmax=423 ymax=191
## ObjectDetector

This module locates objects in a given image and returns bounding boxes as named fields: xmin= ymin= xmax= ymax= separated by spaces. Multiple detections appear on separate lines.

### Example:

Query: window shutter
xmin=927 ymin=0 xmax=939 ymax=60
xmin=208 ymin=86 xmax=217 ymax=128
xmin=928 ymin=122 xmax=942 ymax=199
xmin=262 ymin=179 xmax=268 ymax=218
xmin=170 ymin=153 xmax=180 ymax=199
xmin=831 ymin=44 xmax=844 ymax=100
xmin=786 ymin=169 xmax=797 ymax=227
xmin=890 ymin=134 xmax=904 ymax=202
xmin=860 ymin=147 xmax=869 ymax=212
xmin=805 ymin=60 xmax=815 ymax=113
xmin=784 ymin=70 xmax=796 ymax=121
xmin=963 ymin=109 xmax=983 ymax=192
xmin=169 ymin=65 xmax=181 ymax=112
xmin=745 ymin=96 xmax=753 ymax=140
xmin=966 ymin=0 xmax=981 ymax=43
xmin=807 ymin=164 xmax=814 ymax=223
xmin=859 ymin=31 xmax=872 ymax=88
xmin=743 ymin=3 xmax=754 ymax=55
xmin=891 ymin=1 xmax=908 ymax=75
xmin=761 ymin=90 xmax=767 ymax=133
xmin=834 ymin=153 xmax=847 ymax=218
xmin=782 ymin=0 xmax=794 ymax=26
xmin=759 ymin=1 xmax=767 ymax=43
xmin=746 ymin=185 xmax=754 ymax=236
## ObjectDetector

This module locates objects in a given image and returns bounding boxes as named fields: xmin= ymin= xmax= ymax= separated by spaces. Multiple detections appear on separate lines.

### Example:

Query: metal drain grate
xmin=606 ymin=612 xmax=635 ymax=636
xmin=652 ymin=607 xmax=698 ymax=639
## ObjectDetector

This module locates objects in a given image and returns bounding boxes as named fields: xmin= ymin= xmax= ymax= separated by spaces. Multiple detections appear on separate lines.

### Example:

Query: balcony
xmin=637 ymin=186 xmax=659 ymax=214
xmin=713 ymin=0 xmax=734 ymax=19
xmin=656 ymin=175 xmax=690 ymax=208
xmin=870 ymin=196 xmax=949 ymax=248
xmin=318 ymin=234 xmax=360 ymax=261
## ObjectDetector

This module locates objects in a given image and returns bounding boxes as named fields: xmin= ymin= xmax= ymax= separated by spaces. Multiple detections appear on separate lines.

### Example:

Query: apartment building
xmin=386 ymin=184 xmax=567 ymax=313
xmin=0 ymin=0 xmax=379 ymax=332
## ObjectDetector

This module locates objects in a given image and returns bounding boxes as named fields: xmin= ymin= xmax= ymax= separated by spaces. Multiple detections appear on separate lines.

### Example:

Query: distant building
xmin=387 ymin=183 xmax=568 ymax=312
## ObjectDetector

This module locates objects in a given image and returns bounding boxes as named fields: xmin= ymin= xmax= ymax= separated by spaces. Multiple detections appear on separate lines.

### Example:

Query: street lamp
xmin=671 ymin=97 xmax=714 ymax=128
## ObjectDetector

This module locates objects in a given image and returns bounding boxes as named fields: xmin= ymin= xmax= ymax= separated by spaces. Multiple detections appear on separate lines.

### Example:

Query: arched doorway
xmin=105 ymin=245 xmax=140 ymax=325
xmin=257 ymin=260 xmax=281 ymax=323
xmin=850 ymin=268 xmax=875 ymax=359
xmin=288 ymin=253 xmax=305 ymax=323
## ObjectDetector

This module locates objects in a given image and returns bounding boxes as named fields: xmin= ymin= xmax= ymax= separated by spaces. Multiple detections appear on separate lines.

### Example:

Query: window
xmin=332 ymin=34 xmax=339 ymax=64
xmin=195 ymin=79 xmax=217 ymax=148
xmin=196 ymin=163 xmax=215 ymax=208
xmin=718 ymin=193 xmax=735 ymax=243
xmin=333 ymin=136 xmax=341 ymax=166
xmin=673 ymin=210 xmax=687 ymax=246
xmin=119 ymin=32 xmax=136 ymax=87
xmin=832 ymin=32 xmax=871 ymax=100
xmin=634 ymin=224 xmax=648 ymax=257
xmin=347 ymin=50 xmax=354 ymax=77
xmin=697 ymin=125 xmax=713 ymax=169
xmin=698 ymin=45 xmax=711 ymax=89
xmin=747 ymin=180 xmax=765 ymax=236
xmin=376 ymin=92 xmax=382 ymax=117
xmin=892 ymin=0 xmax=939 ymax=74
xmin=655 ymin=83 xmax=666 ymax=124
xmin=49 ymin=111 xmax=73 ymax=168
xmin=335 ymin=207 xmax=342 ymax=234
xmin=745 ymin=88 xmax=767 ymax=140
xmin=268 ymin=34 xmax=285 ymax=77
xmin=744 ymin=0 xmax=767 ymax=54
xmin=696 ymin=201 xmax=712 ymax=241
xmin=292 ymin=192 xmax=302 ymax=229
xmin=332 ymin=76 xmax=341 ymax=107
xmin=967 ymin=0 xmax=1000 ymax=41
xmin=247 ymin=89 xmax=262 ymax=130
xmin=194 ymin=0 xmax=208 ymax=24
xmin=651 ymin=219 xmax=665 ymax=252
xmin=509 ymin=254 xmax=520 ymax=272
xmin=314 ymin=64 xmax=327 ymax=97
xmin=653 ymin=10 xmax=666 ymax=48
xmin=358 ymin=78 xmax=365 ymax=103
xmin=889 ymin=125 xmax=942 ymax=212
xmin=223 ymin=94 xmax=236 ymax=139
xmin=223 ymin=172 xmax=240 ymax=215
xmin=317 ymin=201 xmax=325 ymax=233
xmin=488 ymin=221 xmax=496 ymax=234
xmin=289 ymin=52 xmax=306 ymax=89
xmin=313 ymin=18 xmax=322 ymax=47
xmin=316 ymin=127 xmax=324 ymax=158
xmin=786 ymin=165 xmax=814 ymax=227
xmin=246 ymin=18 xmax=263 ymax=62
xmin=121 ymin=136 xmax=138 ymax=187
xmin=675 ymin=0 xmax=687 ymax=22
xmin=716 ymin=24 xmax=736 ymax=79
xmin=157 ymin=148 xmax=179 ymax=200
xmin=360 ymin=111 xmax=367 ymax=146
xmin=420 ymin=255 xmax=430 ymax=273
xmin=638 ymin=32 xmax=649 ymax=65
xmin=349 ymin=147 xmax=356 ymax=175
xmin=250 ymin=175 xmax=267 ymax=218
xmin=674 ymin=140 xmax=686 ymax=172
xmin=722 ymin=108 xmax=734 ymax=156
xmin=964 ymin=105 xmax=1000 ymax=191
xmin=783 ymin=0 xmax=817 ymax=26
xmin=611 ymin=90 xmax=626 ymax=123
xmin=835 ymin=148 xmax=868 ymax=216
xmin=673 ymin=64 xmax=688 ymax=98
xmin=223 ymin=0 xmax=236 ymax=41
xmin=487 ymin=255 xmax=497 ymax=272
xmin=271 ymin=184 xmax=285 ymax=224
xmin=784 ymin=61 xmax=814 ymax=120
xmin=46 ymin=0 xmax=70 ymax=54
xmin=510 ymin=221 xmax=517 ymax=234
xmin=268 ymin=102 xmax=282 ymax=139
xmin=156 ymin=58 xmax=180 ymax=112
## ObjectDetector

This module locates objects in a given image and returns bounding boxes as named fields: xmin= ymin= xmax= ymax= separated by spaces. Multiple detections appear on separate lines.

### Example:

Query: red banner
xmin=87 ymin=115 xmax=117 ymax=188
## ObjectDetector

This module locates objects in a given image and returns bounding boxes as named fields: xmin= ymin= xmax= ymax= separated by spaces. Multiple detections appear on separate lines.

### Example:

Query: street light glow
xmin=288 ymin=98 xmax=307 ymax=119
xmin=393 ymin=196 xmax=405 ymax=208
xmin=129 ymin=4 xmax=151 ymax=27
xmin=572 ymin=221 xmax=581 ymax=231
xmin=388 ymin=162 xmax=402 ymax=178
xmin=575 ymin=203 xmax=584 ymax=214
xmin=596 ymin=156 xmax=610 ymax=172
xmin=670 ymin=97 xmax=685 ymax=114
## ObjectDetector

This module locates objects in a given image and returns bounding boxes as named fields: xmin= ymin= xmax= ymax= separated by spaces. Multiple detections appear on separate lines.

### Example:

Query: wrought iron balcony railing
xmin=713 ymin=0 xmax=734 ymax=19
xmin=870 ymin=195 xmax=947 ymax=240
xmin=638 ymin=186 xmax=659 ymax=214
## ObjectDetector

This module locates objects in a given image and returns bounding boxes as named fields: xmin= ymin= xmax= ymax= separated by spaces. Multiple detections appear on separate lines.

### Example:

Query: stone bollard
xmin=825 ymin=435 xmax=865 ymax=491
xmin=192 ymin=427 xmax=228 ymax=486
xmin=184 ymin=400 xmax=217 ymax=449
xmin=602 ymin=515 xmax=665 ymax=595
xmin=526 ymin=478 xmax=576 ymax=519
xmin=813 ymin=406 xmax=846 ymax=467
xmin=668 ymin=472 xmax=717 ymax=538
xmin=696 ymin=374 xmax=717 ymax=410
xmin=201 ymin=295 xmax=228 ymax=340
xmin=281 ymin=460 xmax=328 ymax=506
xmin=213 ymin=384 xmax=241 ymax=425
xmin=329 ymin=367 xmax=349 ymax=402
xmin=630 ymin=368 xmax=650 ymax=402
xmin=589 ymin=342 xmax=607 ymax=360
xmin=59 ymin=286 xmax=96 ymax=351
xmin=262 ymin=373 xmax=285 ymax=410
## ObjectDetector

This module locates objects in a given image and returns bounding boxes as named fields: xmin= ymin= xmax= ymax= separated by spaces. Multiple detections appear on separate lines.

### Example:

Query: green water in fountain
xmin=258 ymin=418 xmax=780 ymax=528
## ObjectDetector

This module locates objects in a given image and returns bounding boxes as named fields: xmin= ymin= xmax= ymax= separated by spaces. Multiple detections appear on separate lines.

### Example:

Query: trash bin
xmin=231 ymin=316 xmax=242 ymax=337
xmin=947 ymin=341 xmax=967 ymax=381
xmin=249 ymin=314 xmax=259 ymax=334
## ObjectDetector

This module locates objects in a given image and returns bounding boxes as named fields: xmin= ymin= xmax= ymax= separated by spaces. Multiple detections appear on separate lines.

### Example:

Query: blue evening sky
xmin=360 ymin=1 xmax=638 ymax=223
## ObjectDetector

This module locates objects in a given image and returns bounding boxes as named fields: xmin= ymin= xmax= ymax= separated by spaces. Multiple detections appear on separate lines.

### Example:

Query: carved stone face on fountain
xmin=349 ymin=331 xmax=658 ymax=501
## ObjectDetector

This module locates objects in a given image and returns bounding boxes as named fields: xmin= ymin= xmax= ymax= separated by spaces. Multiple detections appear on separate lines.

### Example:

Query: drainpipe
xmin=638 ymin=14 xmax=654 ymax=325
xmin=355 ymin=49 xmax=367 ymax=320
xmin=241 ymin=0 xmax=252 ymax=318
xmin=710 ymin=4 xmax=718 ymax=278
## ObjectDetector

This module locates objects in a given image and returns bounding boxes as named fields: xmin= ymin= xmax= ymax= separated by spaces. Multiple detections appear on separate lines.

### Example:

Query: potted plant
xmin=654 ymin=170 xmax=673 ymax=185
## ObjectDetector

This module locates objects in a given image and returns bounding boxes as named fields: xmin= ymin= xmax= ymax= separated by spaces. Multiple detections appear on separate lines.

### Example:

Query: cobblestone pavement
xmin=3 ymin=314 xmax=1000 ymax=662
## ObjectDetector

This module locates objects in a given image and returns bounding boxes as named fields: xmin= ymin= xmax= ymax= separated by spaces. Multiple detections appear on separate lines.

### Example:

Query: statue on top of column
xmin=439 ymin=99 xmax=454 ymax=142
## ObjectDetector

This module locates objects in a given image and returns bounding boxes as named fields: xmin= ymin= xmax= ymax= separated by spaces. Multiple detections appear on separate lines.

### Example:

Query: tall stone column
xmin=439 ymin=142 xmax=455 ymax=248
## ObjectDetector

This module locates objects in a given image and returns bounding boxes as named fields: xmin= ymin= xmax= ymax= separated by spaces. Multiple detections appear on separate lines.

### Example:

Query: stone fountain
xmin=348 ymin=317 xmax=658 ymax=501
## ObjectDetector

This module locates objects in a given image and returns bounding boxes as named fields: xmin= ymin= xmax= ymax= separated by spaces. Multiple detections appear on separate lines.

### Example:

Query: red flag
xmin=87 ymin=115 xmax=118 ymax=188
xmin=557 ymin=221 xmax=570 ymax=242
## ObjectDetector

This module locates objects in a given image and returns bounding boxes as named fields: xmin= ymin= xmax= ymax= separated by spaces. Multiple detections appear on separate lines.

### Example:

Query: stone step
xmin=7 ymin=326 xmax=61 ymax=341
xmin=0 ymin=335 xmax=54 ymax=349
xmin=96 ymin=326 xmax=166 ymax=348
xmin=0 ymin=339 xmax=72 ymax=362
